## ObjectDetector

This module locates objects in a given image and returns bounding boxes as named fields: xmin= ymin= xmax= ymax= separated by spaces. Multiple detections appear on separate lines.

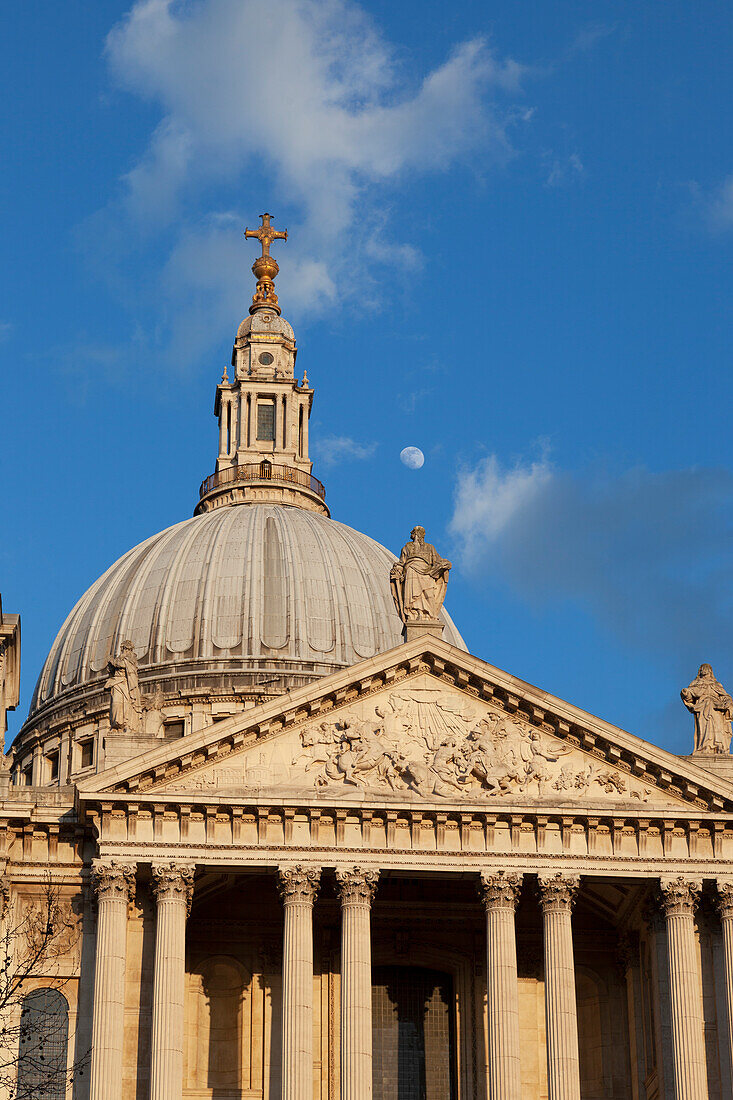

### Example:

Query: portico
xmin=71 ymin=636 xmax=733 ymax=1100
xmin=82 ymin=852 xmax=733 ymax=1100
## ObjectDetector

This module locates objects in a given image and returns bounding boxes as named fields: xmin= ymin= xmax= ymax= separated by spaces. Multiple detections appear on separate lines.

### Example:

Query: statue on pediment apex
xmin=390 ymin=526 xmax=451 ymax=623
xmin=682 ymin=663 xmax=733 ymax=754
xmin=107 ymin=639 xmax=143 ymax=734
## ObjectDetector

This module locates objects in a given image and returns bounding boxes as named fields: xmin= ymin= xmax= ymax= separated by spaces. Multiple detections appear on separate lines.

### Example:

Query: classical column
xmin=89 ymin=860 xmax=136 ymax=1100
xmin=717 ymin=879 xmax=733 ymax=1084
xmin=149 ymin=861 xmax=195 ymax=1100
xmin=659 ymin=876 xmax=707 ymax=1100
xmin=277 ymin=865 xmax=321 ymax=1100
xmin=479 ymin=871 xmax=523 ymax=1100
xmin=335 ymin=866 xmax=379 ymax=1100
xmin=538 ymin=872 xmax=581 ymax=1100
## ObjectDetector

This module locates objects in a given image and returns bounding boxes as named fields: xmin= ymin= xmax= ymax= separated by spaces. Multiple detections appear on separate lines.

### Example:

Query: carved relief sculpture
xmin=390 ymin=527 xmax=451 ymax=623
xmin=282 ymin=686 xmax=655 ymax=804
xmin=107 ymin=640 xmax=143 ymax=734
xmin=681 ymin=663 xmax=733 ymax=754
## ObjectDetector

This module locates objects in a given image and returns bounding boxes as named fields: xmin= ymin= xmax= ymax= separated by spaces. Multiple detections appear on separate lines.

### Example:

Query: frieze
xmin=276 ymin=687 xmax=659 ymax=805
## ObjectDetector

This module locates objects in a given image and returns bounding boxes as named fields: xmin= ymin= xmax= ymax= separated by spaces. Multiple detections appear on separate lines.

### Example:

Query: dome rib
xmin=25 ymin=504 xmax=466 ymax=724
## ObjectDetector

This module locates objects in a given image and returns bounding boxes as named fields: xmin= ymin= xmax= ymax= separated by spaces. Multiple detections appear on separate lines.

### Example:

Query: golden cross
xmin=244 ymin=212 xmax=288 ymax=258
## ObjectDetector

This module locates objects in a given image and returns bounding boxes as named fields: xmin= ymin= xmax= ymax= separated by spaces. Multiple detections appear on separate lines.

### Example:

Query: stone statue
xmin=107 ymin=640 xmax=142 ymax=734
xmin=390 ymin=526 xmax=451 ymax=623
xmin=142 ymin=687 xmax=165 ymax=738
xmin=681 ymin=663 xmax=733 ymax=754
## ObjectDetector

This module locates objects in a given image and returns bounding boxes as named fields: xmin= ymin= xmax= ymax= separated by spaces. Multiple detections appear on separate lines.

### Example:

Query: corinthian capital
xmin=716 ymin=878 xmax=733 ymax=920
xmin=335 ymin=866 xmax=380 ymax=908
xmin=538 ymin=872 xmax=580 ymax=913
xmin=91 ymin=859 xmax=137 ymax=903
xmin=151 ymin=862 xmax=196 ymax=913
xmin=277 ymin=865 xmax=321 ymax=905
xmin=658 ymin=876 xmax=702 ymax=917
xmin=478 ymin=871 xmax=523 ymax=911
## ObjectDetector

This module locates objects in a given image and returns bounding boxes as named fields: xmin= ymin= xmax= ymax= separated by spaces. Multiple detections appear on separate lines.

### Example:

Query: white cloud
xmin=450 ymin=453 xmax=733 ymax=671
xmin=545 ymin=152 xmax=584 ymax=188
xmin=450 ymin=453 xmax=553 ymax=562
xmin=96 ymin=0 xmax=528 ymax=366
xmin=0 ymin=321 xmax=13 ymax=343
xmin=314 ymin=435 xmax=378 ymax=467
xmin=708 ymin=174 xmax=733 ymax=231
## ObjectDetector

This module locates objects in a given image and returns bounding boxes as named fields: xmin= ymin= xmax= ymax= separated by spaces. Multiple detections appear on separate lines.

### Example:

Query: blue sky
xmin=2 ymin=1 xmax=732 ymax=752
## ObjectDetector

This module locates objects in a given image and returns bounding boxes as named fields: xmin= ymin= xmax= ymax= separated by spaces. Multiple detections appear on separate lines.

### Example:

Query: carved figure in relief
xmin=107 ymin=640 xmax=142 ymax=733
xmin=517 ymin=731 xmax=571 ymax=795
xmin=316 ymin=718 xmax=398 ymax=789
xmin=294 ymin=721 xmax=341 ymax=770
xmin=390 ymin=527 xmax=451 ymax=622
xmin=681 ymin=664 xmax=733 ymax=754
xmin=289 ymin=687 xmax=651 ymax=804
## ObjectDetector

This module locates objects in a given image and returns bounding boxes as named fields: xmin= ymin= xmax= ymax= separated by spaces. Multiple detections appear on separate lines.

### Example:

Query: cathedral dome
xmin=28 ymin=504 xmax=465 ymax=722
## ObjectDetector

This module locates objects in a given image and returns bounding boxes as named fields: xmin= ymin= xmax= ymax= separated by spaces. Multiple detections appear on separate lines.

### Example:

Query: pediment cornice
xmin=75 ymin=638 xmax=733 ymax=816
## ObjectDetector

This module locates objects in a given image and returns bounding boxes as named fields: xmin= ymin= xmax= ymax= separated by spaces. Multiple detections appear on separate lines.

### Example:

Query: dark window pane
xmin=372 ymin=966 xmax=456 ymax=1100
xmin=17 ymin=988 xmax=69 ymax=1100
xmin=257 ymin=403 xmax=275 ymax=441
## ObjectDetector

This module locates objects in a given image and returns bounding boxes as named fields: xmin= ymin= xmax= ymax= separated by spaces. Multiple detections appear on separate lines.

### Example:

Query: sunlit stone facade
xmin=6 ymin=223 xmax=733 ymax=1100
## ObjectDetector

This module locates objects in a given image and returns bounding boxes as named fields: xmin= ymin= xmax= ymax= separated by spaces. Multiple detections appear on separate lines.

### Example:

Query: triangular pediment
xmin=76 ymin=638 xmax=733 ymax=815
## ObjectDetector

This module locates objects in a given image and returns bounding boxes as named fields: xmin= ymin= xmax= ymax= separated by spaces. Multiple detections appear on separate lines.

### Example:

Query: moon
xmin=400 ymin=446 xmax=425 ymax=470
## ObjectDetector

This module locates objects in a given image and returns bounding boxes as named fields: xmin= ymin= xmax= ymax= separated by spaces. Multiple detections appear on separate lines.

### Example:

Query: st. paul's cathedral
xmin=2 ymin=216 xmax=733 ymax=1100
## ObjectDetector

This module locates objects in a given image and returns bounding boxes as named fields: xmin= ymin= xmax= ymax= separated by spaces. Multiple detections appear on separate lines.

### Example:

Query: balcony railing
xmin=199 ymin=461 xmax=326 ymax=501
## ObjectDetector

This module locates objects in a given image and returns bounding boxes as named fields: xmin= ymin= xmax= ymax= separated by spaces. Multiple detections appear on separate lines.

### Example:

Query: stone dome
xmin=236 ymin=312 xmax=295 ymax=342
xmin=28 ymin=504 xmax=465 ymax=722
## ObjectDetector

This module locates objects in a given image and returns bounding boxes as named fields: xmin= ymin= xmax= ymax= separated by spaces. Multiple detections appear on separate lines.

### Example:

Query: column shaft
xmin=150 ymin=862 xmax=195 ymax=1100
xmin=480 ymin=872 xmax=522 ymax=1100
xmin=89 ymin=861 xmax=135 ymax=1100
xmin=336 ymin=867 xmax=379 ymax=1100
xmin=717 ymin=880 xmax=733 ymax=1086
xmin=278 ymin=866 xmax=320 ymax=1100
xmin=539 ymin=873 xmax=581 ymax=1100
xmin=660 ymin=876 xmax=707 ymax=1100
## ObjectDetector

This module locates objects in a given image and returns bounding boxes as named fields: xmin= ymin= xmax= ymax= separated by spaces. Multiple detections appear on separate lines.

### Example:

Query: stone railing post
xmin=659 ymin=876 xmax=707 ymax=1100
xmin=277 ymin=865 xmax=321 ymax=1100
xmin=479 ymin=871 xmax=523 ymax=1100
xmin=717 ymin=878 xmax=733 ymax=1085
xmin=538 ymin=872 xmax=581 ymax=1100
xmin=149 ymin=862 xmax=195 ymax=1100
xmin=335 ymin=866 xmax=379 ymax=1100
xmin=89 ymin=860 xmax=136 ymax=1100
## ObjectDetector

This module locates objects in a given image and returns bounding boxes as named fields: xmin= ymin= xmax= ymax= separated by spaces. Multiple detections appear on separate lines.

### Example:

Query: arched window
xmin=17 ymin=987 xmax=69 ymax=1100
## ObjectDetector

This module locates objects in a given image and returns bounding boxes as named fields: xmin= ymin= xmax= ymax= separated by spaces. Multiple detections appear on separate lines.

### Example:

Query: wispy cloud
xmin=450 ymin=452 xmax=733 ymax=673
xmin=314 ymin=435 xmax=378 ymax=468
xmin=90 ymin=0 xmax=530 ymax=369
xmin=545 ymin=152 xmax=584 ymax=188
xmin=0 ymin=321 xmax=13 ymax=343
xmin=707 ymin=173 xmax=733 ymax=231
